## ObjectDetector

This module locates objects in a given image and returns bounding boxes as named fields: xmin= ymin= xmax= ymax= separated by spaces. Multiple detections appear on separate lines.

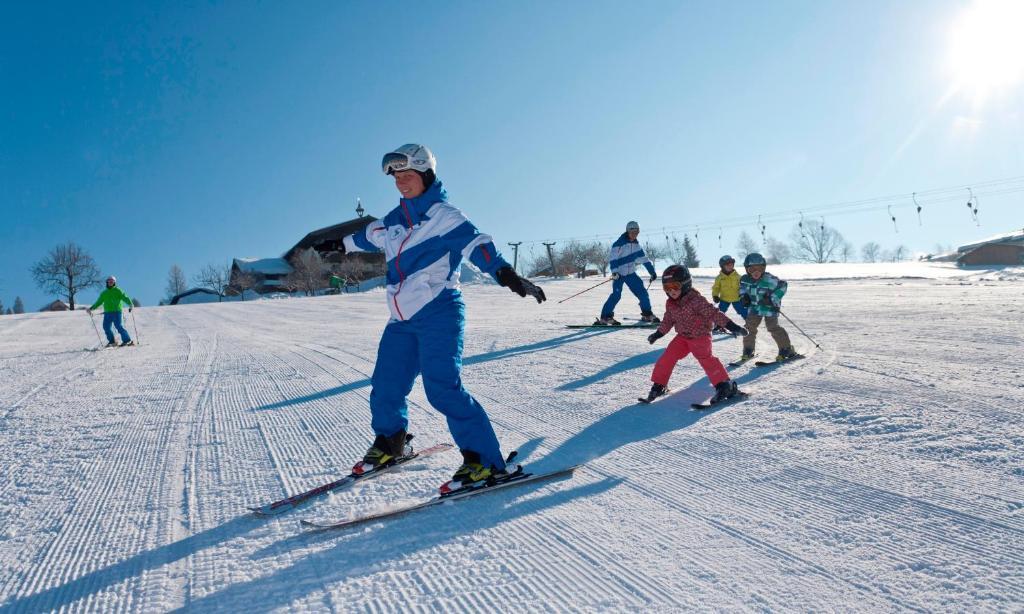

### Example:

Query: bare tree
xmin=557 ymin=241 xmax=592 ymax=278
xmin=284 ymin=248 xmax=326 ymax=296
xmin=13 ymin=296 xmax=25 ymax=314
xmin=588 ymin=242 xmax=610 ymax=275
xmin=642 ymin=240 xmax=665 ymax=271
xmin=230 ymin=270 xmax=258 ymax=299
xmin=194 ymin=263 xmax=232 ymax=300
xmin=789 ymin=223 xmax=845 ymax=263
xmin=527 ymin=253 xmax=553 ymax=277
xmin=736 ymin=231 xmax=758 ymax=260
xmin=861 ymin=241 xmax=881 ymax=263
xmin=165 ymin=264 xmax=188 ymax=302
xmin=839 ymin=241 xmax=855 ymax=263
xmin=30 ymin=241 xmax=102 ymax=310
xmin=882 ymin=245 xmax=909 ymax=262
xmin=765 ymin=236 xmax=792 ymax=264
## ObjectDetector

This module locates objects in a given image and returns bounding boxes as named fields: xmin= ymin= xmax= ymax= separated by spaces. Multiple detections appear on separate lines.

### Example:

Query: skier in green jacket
xmin=88 ymin=276 xmax=134 ymax=347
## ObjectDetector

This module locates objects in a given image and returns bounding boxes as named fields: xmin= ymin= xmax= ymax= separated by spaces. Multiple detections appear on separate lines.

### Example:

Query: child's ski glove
xmin=725 ymin=321 xmax=748 ymax=337
xmin=740 ymin=294 xmax=752 ymax=307
xmin=712 ymin=295 xmax=720 ymax=303
xmin=647 ymin=331 xmax=665 ymax=344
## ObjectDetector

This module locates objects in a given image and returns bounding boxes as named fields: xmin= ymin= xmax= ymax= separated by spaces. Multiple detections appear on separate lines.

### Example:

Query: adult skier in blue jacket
xmin=336 ymin=144 xmax=546 ymax=495
xmin=597 ymin=221 xmax=659 ymax=325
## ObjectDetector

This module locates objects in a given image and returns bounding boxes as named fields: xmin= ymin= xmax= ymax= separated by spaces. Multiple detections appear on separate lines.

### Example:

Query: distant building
xmin=40 ymin=300 xmax=70 ymax=311
xmin=170 ymin=288 xmax=223 ymax=305
xmin=230 ymin=216 xmax=386 ymax=297
xmin=231 ymin=257 xmax=293 ymax=294
xmin=953 ymin=229 xmax=1024 ymax=265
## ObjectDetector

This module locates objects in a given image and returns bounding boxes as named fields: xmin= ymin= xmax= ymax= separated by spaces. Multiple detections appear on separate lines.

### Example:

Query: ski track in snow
xmin=0 ymin=275 xmax=1022 ymax=612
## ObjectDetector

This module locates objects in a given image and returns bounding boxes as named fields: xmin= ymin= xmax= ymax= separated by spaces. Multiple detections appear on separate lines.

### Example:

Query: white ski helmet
xmin=381 ymin=144 xmax=436 ymax=175
xmin=626 ymin=221 xmax=640 ymax=232
xmin=106 ymin=276 xmax=117 ymax=285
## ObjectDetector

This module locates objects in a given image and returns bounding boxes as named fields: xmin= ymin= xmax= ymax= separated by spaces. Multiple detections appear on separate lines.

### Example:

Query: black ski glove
xmin=725 ymin=321 xmax=748 ymax=337
xmin=712 ymin=295 xmax=721 ymax=304
xmin=611 ymin=272 xmax=621 ymax=280
xmin=496 ymin=267 xmax=546 ymax=303
xmin=740 ymin=294 xmax=752 ymax=307
xmin=649 ymin=273 xmax=657 ymax=283
xmin=759 ymin=293 xmax=777 ymax=308
xmin=647 ymin=330 xmax=665 ymax=344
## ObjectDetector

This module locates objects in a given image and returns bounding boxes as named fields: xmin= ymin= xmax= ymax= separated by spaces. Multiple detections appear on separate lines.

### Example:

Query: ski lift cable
xmin=514 ymin=177 xmax=1024 ymax=246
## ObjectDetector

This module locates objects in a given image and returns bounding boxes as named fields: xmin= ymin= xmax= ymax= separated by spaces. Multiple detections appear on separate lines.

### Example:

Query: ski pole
xmin=778 ymin=308 xmax=822 ymax=350
xmin=557 ymin=276 xmax=613 ymax=304
xmin=130 ymin=310 xmax=141 ymax=345
xmin=87 ymin=310 xmax=104 ymax=345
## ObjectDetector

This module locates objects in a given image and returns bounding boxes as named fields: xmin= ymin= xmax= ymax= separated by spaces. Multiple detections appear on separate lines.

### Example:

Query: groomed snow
xmin=1 ymin=262 xmax=1022 ymax=611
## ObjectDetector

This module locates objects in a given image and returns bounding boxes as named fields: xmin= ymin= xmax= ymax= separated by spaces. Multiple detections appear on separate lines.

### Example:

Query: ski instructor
xmin=331 ymin=144 xmax=546 ymax=495
xmin=596 ymin=221 xmax=659 ymax=325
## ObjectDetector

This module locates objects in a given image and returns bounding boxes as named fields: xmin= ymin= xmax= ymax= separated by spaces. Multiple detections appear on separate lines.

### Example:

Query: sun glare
xmin=947 ymin=0 xmax=1024 ymax=104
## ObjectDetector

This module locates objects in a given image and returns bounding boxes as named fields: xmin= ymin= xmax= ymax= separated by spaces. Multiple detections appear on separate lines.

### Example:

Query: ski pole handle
xmin=557 ymin=276 xmax=613 ymax=304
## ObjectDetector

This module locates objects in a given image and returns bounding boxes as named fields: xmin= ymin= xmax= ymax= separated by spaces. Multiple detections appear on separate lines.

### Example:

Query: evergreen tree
xmin=13 ymin=296 xmax=25 ymax=313
xmin=682 ymin=236 xmax=700 ymax=268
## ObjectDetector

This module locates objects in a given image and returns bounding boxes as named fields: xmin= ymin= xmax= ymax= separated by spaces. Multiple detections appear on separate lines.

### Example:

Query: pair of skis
xmin=248 ymin=445 xmax=581 ymax=531
xmin=729 ymin=353 xmax=805 ymax=368
xmin=638 ymin=388 xmax=751 ymax=410
xmin=565 ymin=322 xmax=658 ymax=329
xmin=247 ymin=441 xmax=454 ymax=516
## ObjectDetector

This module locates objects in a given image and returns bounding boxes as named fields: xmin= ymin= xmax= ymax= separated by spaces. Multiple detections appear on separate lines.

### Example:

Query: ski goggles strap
xmin=382 ymin=152 xmax=412 ymax=175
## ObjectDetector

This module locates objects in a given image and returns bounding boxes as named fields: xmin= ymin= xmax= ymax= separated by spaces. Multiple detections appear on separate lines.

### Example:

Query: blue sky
xmin=2 ymin=0 xmax=1023 ymax=309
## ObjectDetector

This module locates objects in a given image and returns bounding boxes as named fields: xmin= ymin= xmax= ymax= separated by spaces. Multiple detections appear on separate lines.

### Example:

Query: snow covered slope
xmin=1 ymin=266 xmax=1022 ymax=611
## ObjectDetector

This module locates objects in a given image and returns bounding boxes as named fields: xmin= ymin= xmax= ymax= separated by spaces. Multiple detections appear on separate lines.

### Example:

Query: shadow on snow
xmin=251 ymin=328 xmax=616 ymax=411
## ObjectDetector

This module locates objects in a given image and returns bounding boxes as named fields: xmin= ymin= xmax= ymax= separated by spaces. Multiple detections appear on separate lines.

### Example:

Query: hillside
xmin=1 ymin=265 xmax=1022 ymax=611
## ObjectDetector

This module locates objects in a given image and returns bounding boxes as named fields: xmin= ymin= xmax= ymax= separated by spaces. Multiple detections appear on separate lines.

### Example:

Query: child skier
xmin=597 ymin=221 xmax=659 ymax=325
xmin=736 ymin=252 xmax=800 ymax=363
xmin=710 ymin=255 xmax=747 ymax=333
xmin=642 ymin=264 xmax=748 ymax=404
xmin=86 ymin=276 xmax=134 ymax=347
xmin=337 ymin=144 xmax=546 ymax=495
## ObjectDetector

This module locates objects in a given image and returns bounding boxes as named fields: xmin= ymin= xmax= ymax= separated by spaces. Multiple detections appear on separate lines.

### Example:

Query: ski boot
xmin=120 ymin=340 xmax=135 ymax=347
xmin=352 ymin=431 xmax=410 ymax=475
xmin=731 ymin=350 xmax=754 ymax=366
xmin=105 ymin=341 xmax=117 ymax=348
xmin=593 ymin=316 xmax=621 ymax=326
xmin=439 ymin=449 xmax=509 ymax=495
xmin=712 ymin=326 xmax=729 ymax=335
xmin=709 ymin=380 xmax=739 ymax=404
xmin=775 ymin=347 xmax=802 ymax=362
xmin=640 ymin=311 xmax=661 ymax=324
xmin=639 ymin=383 xmax=668 ymax=403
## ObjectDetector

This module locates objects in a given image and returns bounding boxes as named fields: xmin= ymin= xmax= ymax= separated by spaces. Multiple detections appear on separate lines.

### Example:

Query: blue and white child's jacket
xmin=343 ymin=180 xmax=510 ymax=321
xmin=609 ymin=233 xmax=657 ymax=277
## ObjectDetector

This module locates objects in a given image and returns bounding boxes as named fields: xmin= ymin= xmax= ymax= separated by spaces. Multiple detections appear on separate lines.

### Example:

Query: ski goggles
xmin=381 ymin=152 xmax=412 ymax=175
xmin=662 ymin=281 xmax=684 ymax=293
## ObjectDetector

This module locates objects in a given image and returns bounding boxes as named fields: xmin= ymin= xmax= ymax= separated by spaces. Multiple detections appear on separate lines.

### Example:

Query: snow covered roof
xmin=170 ymin=288 xmax=222 ymax=305
xmin=232 ymin=257 xmax=293 ymax=275
xmin=957 ymin=228 xmax=1024 ymax=253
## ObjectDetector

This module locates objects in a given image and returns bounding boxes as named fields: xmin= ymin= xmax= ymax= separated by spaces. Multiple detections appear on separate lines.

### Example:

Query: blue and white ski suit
xmin=343 ymin=180 xmax=510 ymax=469
xmin=600 ymin=233 xmax=657 ymax=319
